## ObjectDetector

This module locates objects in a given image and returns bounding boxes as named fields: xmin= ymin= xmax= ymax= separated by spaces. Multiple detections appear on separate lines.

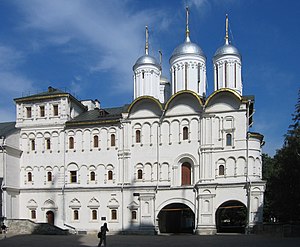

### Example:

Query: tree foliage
xmin=263 ymin=89 xmax=300 ymax=222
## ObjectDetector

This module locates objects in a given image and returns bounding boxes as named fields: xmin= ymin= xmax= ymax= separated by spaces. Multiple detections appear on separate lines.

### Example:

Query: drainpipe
xmin=0 ymin=136 xmax=6 ymax=220
xmin=155 ymin=110 xmax=165 ymax=232
xmin=245 ymin=100 xmax=251 ymax=234
xmin=62 ymin=129 xmax=66 ymax=225
xmin=120 ymin=121 xmax=125 ymax=233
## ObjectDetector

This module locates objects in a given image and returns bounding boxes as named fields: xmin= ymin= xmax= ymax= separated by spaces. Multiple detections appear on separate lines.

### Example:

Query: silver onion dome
xmin=133 ymin=55 xmax=161 ymax=71
xmin=213 ymin=43 xmax=241 ymax=60
xmin=170 ymin=39 xmax=205 ymax=62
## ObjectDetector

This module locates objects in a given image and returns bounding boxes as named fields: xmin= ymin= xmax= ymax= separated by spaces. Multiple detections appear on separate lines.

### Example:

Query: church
xmin=0 ymin=11 xmax=265 ymax=235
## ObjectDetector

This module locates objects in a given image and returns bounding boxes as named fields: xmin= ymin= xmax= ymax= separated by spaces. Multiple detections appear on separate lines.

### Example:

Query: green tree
xmin=266 ymin=89 xmax=300 ymax=222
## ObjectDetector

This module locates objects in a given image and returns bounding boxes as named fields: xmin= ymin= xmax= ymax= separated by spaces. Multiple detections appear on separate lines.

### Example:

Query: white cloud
xmin=14 ymin=0 xmax=170 ymax=93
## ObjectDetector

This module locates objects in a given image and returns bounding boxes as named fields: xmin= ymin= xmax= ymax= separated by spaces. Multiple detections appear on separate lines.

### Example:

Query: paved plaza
xmin=1 ymin=233 xmax=300 ymax=247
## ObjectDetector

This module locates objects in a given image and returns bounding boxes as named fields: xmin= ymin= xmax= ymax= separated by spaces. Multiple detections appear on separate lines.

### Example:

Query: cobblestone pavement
xmin=1 ymin=233 xmax=300 ymax=247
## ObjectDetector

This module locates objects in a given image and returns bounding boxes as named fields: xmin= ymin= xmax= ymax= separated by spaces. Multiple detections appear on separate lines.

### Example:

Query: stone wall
xmin=5 ymin=219 xmax=69 ymax=235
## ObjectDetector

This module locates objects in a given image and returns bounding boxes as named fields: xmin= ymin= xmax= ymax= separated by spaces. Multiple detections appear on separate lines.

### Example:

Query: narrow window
xmin=219 ymin=165 xmax=225 ymax=176
xmin=111 ymin=209 xmax=117 ymax=220
xmin=173 ymin=69 xmax=176 ymax=93
xmin=108 ymin=170 xmax=113 ymax=180
xmin=216 ymin=66 xmax=219 ymax=89
xmin=224 ymin=62 xmax=227 ymax=87
xmin=73 ymin=210 xmax=79 ymax=220
xmin=47 ymin=171 xmax=52 ymax=182
xmin=53 ymin=105 xmax=59 ymax=116
xmin=136 ymin=130 xmax=141 ymax=143
xmin=92 ymin=209 xmax=97 ymax=220
xmin=31 ymin=210 xmax=36 ymax=219
xmin=70 ymin=171 xmax=77 ymax=183
xmin=40 ymin=106 xmax=45 ymax=117
xmin=28 ymin=172 xmax=32 ymax=182
xmin=142 ymin=71 xmax=145 ymax=79
xmin=234 ymin=63 xmax=237 ymax=88
xmin=197 ymin=63 xmax=201 ymax=92
xmin=137 ymin=169 xmax=143 ymax=180
xmin=183 ymin=126 xmax=188 ymax=140
xmin=131 ymin=210 xmax=137 ymax=220
xmin=181 ymin=162 xmax=191 ymax=185
xmin=93 ymin=135 xmax=99 ymax=148
xmin=185 ymin=63 xmax=188 ymax=90
xmin=226 ymin=133 xmax=232 ymax=146
xmin=69 ymin=137 xmax=74 ymax=149
xmin=31 ymin=139 xmax=35 ymax=151
xmin=26 ymin=107 xmax=32 ymax=118
xmin=90 ymin=171 xmax=95 ymax=181
xmin=46 ymin=138 xmax=51 ymax=150
xmin=111 ymin=134 xmax=115 ymax=147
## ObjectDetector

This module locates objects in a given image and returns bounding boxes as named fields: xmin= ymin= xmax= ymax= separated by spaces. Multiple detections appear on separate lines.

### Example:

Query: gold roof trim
xmin=127 ymin=96 xmax=163 ymax=113
xmin=205 ymin=88 xmax=242 ymax=106
xmin=164 ymin=90 xmax=203 ymax=111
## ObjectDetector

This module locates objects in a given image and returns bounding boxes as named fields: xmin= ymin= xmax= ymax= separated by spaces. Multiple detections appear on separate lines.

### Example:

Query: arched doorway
xmin=158 ymin=203 xmax=194 ymax=234
xmin=46 ymin=210 xmax=55 ymax=225
xmin=216 ymin=200 xmax=247 ymax=233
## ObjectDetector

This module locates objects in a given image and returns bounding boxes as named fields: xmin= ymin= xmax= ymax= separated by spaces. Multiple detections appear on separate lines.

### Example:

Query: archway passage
xmin=46 ymin=210 xmax=54 ymax=225
xmin=158 ymin=203 xmax=194 ymax=234
xmin=216 ymin=200 xmax=246 ymax=233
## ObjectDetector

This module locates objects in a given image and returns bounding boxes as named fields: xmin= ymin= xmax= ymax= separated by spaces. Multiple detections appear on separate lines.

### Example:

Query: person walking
xmin=1 ymin=223 xmax=7 ymax=239
xmin=98 ymin=223 xmax=109 ymax=247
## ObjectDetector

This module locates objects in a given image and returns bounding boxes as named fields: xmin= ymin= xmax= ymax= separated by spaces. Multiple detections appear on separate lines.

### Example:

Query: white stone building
xmin=0 ymin=14 xmax=265 ymax=235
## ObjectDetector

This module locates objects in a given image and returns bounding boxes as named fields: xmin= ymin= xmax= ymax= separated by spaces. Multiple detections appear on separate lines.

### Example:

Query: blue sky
xmin=0 ymin=0 xmax=299 ymax=156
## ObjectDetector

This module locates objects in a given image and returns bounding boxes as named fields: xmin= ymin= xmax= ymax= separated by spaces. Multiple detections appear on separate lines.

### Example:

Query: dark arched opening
xmin=46 ymin=210 xmax=55 ymax=225
xmin=158 ymin=203 xmax=194 ymax=234
xmin=216 ymin=200 xmax=246 ymax=233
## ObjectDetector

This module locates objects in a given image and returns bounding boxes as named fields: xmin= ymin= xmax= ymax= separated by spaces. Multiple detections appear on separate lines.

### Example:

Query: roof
xmin=0 ymin=122 xmax=17 ymax=137
xmin=133 ymin=55 xmax=161 ymax=71
xmin=14 ymin=87 xmax=86 ymax=110
xmin=170 ymin=38 xmax=205 ymax=63
xmin=66 ymin=105 xmax=130 ymax=127
xmin=214 ymin=43 xmax=241 ymax=60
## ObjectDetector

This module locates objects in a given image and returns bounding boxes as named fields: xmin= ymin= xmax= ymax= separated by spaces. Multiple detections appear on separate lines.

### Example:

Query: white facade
xmin=0 ymin=15 xmax=265 ymax=235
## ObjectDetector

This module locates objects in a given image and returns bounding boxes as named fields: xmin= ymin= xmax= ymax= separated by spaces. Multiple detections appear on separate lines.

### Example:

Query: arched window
xmin=219 ymin=165 xmax=225 ymax=176
xmin=47 ymin=171 xmax=52 ymax=182
xmin=137 ymin=169 xmax=143 ymax=180
xmin=92 ymin=209 xmax=97 ymax=220
xmin=31 ymin=139 xmax=35 ymax=151
xmin=226 ymin=133 xmax=232 ymax=146
xmin=183 ymin=126 xmax=188 ymax=140
xmin=46 ymin=138 xmax=51 ymax=150
xmin=111 ymin=209 xmax=117 ymax=220
xmin=131 ymin=210 xmax=137 ymax=220
xmin=136 ymin=130 xmax=141 ymax=143
xmin=31 ymin=210 xmax=36 ymax=219
xmin=181 ymin=162 xmax=191 ymax=185
xmin=73 ymin=210 xmax=79 ymax=220
xmin=28 ymin=172 xmax=32 ymax=182
xmin=69 ymin=137 xmax=74 ymax=149
xmin=93 ymin=135 xmax=99 ymax=148
xmin=111 ymin=134 xmax=115 ymax=147
xmin=90 ymin=171 xmax=95 ymax=181
xmin=108 ymin=170 xmax=113 ymax=180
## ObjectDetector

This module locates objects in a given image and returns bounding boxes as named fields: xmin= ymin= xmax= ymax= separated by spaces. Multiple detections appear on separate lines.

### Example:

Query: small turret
xmin=133 ymin=26 xmax=161 ymax=101
xmin=213 ymin=15 xmax=243 ymax=95
xmin=169 ymin=7 xmax=207 ymax=97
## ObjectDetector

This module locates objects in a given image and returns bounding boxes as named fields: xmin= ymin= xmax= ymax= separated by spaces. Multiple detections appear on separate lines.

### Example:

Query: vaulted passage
xmin=158 ymin=203 xmax=194 ymax=234
xmin=216 ymin=200 xmax=247 ymax=233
